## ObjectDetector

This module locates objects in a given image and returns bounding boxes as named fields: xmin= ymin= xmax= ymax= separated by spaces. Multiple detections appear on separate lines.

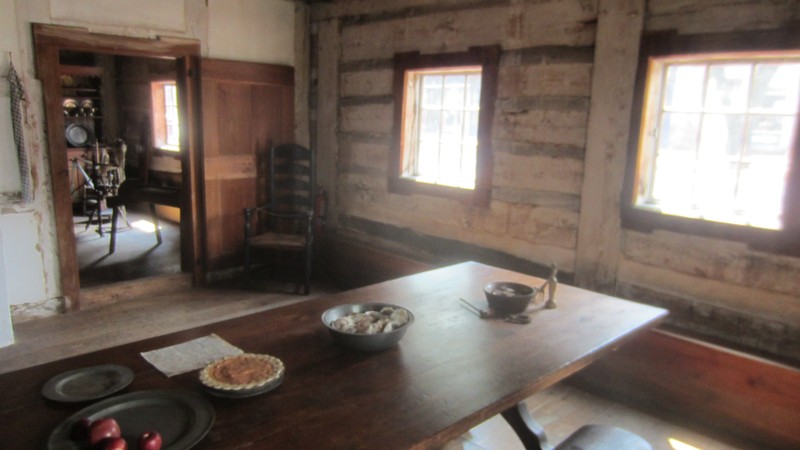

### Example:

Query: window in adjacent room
xmin=151 ymin=81 xmax=180 ymax=151
xmin=391 ymin=47 xmax=499 ymax=207
xmin=624 ymin=31 xmax=800 ymax=253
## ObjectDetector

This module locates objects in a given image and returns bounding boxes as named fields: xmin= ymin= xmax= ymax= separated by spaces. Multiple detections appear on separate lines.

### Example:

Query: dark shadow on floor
xmin=75 ymin=203 xmax=181 ymax=288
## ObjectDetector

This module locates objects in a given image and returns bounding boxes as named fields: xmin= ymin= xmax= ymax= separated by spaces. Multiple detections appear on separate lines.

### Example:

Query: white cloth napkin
xmin=140 ymin=334 xmax=243 ymax=377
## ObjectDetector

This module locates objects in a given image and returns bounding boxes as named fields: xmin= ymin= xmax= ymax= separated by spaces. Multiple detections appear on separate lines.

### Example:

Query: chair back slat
xmin=267 ymin=143 xmax=315 ymax=227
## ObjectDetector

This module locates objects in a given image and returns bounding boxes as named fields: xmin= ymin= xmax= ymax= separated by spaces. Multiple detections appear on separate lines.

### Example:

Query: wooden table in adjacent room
xmin=0 ymin=262 xmax=667 ymax=449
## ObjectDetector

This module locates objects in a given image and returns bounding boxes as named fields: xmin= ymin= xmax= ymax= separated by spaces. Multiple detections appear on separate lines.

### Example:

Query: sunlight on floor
xmin=132 ymin=220 xmax=157 ymax=233
xmin=669 ymin=437 xmax=703 ymax=450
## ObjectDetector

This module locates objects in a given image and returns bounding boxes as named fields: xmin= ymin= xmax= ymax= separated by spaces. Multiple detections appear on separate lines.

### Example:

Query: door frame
xmin=33 ymin=24 xmax=206 ymax=310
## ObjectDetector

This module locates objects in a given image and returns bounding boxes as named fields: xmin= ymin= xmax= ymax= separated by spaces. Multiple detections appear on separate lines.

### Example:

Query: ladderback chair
xmin=244 ymin=143 xmax=315 ymax=294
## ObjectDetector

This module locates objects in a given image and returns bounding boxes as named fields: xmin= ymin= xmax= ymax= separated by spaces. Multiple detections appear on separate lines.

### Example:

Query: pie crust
xmin=199 ymin=353 xmax=285 ymax=391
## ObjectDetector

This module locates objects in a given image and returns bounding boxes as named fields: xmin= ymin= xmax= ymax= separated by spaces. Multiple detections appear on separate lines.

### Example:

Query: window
xmin=151 ymin=81 xmax=180 ymax=151
xmin=402 ymin=68 xmax=482 ymax=189
xmin=391 ymin=47 xmax=499 ymax=207
xmin=624 ymin=31 xmax=800 ymax=254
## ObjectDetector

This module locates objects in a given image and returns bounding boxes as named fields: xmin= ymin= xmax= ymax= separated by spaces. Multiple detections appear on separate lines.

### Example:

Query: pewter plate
xmin=47 ymin=389 xmax=214 ymax=450
xmin=42 ymin=364 xmax=134 ymax=402
xmin=65 ymin=123 xmax=93 ymax=147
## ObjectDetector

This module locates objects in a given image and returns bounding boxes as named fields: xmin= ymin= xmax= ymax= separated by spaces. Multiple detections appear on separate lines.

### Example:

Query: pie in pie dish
xmin=199 ymin=353 xmax=285 ymax=392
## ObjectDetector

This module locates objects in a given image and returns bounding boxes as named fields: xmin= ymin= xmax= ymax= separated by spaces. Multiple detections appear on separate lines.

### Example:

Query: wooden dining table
xmin=0 ymin=262 xmax=667 ymax=449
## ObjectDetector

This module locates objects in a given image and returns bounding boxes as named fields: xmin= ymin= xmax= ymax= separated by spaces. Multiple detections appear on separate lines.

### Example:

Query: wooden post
xmin=575 ymin=0 xmax=644 ymax=292
xmin=294 ymin=2 xmax=311 ymax=148
xmin=315 ymin=18 xmax=341 ymax=226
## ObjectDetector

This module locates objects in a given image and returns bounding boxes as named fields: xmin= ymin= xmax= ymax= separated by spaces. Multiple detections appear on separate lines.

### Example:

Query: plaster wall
xmin=311 ymin=0 xmax=800 ymax=364
xmin=0 ymin=0 xmax=297 ymax=323
xmin=0 ymin=229 xmax=13 ymax=347
xmin=208 ymin=0 xmax=295 ymax=66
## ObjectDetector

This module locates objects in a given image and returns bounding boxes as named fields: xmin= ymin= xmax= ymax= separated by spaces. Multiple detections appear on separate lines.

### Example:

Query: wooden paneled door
xmin=200 ymin=59 xmax=294 ymax=273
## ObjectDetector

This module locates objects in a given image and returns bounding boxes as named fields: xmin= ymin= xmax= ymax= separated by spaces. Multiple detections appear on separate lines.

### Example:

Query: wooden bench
xmin=569 ymin=329 xmax=800 ymax=449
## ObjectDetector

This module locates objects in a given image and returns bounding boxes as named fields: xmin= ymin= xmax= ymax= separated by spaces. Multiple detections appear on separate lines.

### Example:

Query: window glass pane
xmin=421 ymin=75 xmax=443 ymax=109
xmin=164 ymin=84 xmax=177 ymax=106
xmin=420 ymin=109 xmax=441 ymax=142
xmin=693 ymin=160 xmax=736 ymax=217
xmin=736 ymin=159 xmax=788 ymax=229
xmin=705 ymin=64 xmax=751 ymax=112
xmin=465 ymin=74 xmax=482 ymax=110
xmin=699 ymin=113 xmax=744 ymax=158
xmin=437 ymin=143 xmax=462 ymax=187
xmin=747 ymin=114 xmax=794 ymax=155
xmin=443 ymin=74 xmax=466 ymax=109
xmin=463 ymin=110 xmax=479 ymax=144
xmin=750 ymin=63 xmax=800 ymax=113
xmin=166 ymin=124 xmax=180 ymax=146
xmin=659 ymin=112 xmax=700 ymax=154
xmin=416 ymin=141 xmax=440 ymax=180
xmin=651 ymin=152 xmax=695 ymax=204
xmin=441 ymin=110 xmax=463 ymax=143
xmin=664 ymin=65 xmax=705 ymax=111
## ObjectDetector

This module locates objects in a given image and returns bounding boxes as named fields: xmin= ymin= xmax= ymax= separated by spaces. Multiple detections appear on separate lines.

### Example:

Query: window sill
xmin=621 ymin=206 xmax=800 ymax=256
xmin=389 ymin=176 xmax=490 ymax=208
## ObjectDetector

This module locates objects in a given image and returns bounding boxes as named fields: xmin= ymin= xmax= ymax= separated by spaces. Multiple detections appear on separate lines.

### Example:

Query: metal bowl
xmin=484 ymin=281 xmax=537 ymax=315
xmin=321 ymin=303 xmax=414 ymax=352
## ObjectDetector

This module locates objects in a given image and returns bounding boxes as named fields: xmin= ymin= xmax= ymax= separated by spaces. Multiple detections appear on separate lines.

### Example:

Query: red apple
xmin=88 ymin=418 xmax=122 ymax=446
xmin=100 ymin=436 xmax=128 ymax=450
xmin=69 ymin=417 xmax=92 ymax=441
xmin=138 ymin=431 xmax=162 ymax=450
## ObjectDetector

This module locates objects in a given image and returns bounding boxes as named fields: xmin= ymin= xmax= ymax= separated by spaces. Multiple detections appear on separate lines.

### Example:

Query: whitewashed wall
xmin=208 ymin=0 xmax=294 ymax=66
xmin=0 ymin=0 xmax=297 ymax=326
xmin=311 ymin=0 xmax=800 ymax=363
xmin=0 ymin=229 xmax=13 ymax=347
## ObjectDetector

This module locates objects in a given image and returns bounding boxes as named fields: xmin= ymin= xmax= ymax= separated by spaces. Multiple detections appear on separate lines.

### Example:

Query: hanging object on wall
xmin=7 ymin=59 xmax=33 ymax=204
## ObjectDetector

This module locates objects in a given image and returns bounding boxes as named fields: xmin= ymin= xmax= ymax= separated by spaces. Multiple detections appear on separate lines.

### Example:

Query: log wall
xmin=309 ymin=0 xmax=800 ymax=365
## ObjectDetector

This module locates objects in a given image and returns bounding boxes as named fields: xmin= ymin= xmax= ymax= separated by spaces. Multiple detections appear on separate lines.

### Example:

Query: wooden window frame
xmin=623 ymin=30 xmax=800 ymax=255
xmin=390 ymin=46 xmax=499 ymax=208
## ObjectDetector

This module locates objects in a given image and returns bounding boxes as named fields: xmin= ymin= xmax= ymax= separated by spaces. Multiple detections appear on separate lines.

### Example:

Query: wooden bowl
xmin=483 ymin=282 xmax=536 ymax=315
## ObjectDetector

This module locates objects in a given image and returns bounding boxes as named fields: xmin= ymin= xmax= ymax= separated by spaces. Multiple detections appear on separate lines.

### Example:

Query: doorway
xmin=63 ymin=52 xmax=184 ymax=288
xmin=33 ymin=24 xmax=205 ymax=310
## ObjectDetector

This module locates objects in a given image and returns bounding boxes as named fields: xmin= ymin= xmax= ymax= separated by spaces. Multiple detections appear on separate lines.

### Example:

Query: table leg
xmin=501 ymin=402 xmax=553 ymax=450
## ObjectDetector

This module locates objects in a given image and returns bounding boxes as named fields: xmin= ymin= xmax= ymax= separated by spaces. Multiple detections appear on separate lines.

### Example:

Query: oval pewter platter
xmin=48 ymin=389 xmax=214 ymax=450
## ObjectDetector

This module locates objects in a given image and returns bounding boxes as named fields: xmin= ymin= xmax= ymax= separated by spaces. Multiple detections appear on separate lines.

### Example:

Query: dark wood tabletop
xmin=0 ymin=262 xmax=667 ymax=449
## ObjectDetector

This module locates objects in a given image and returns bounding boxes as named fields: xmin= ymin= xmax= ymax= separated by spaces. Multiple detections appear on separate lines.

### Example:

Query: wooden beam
xmin=574 ymin=0 xmax=644 ymax=292
xmin=315 ymin=18 xmax=341 ymax=226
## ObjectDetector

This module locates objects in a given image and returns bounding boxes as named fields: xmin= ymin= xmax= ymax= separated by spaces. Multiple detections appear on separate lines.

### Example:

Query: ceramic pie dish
xmin=199 ymin=353 xmax=284 ymax=393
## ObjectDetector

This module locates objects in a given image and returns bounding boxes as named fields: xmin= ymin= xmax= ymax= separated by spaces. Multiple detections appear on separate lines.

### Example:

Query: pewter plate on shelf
xmin=65 ymin=123 xmax=93 ymax=147
xmin=41 ymin=364 xmax=134 ymax=402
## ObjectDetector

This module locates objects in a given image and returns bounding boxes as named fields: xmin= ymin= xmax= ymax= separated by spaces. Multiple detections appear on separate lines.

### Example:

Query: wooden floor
xmin=1 ymin=280 xmax=753 ymax=450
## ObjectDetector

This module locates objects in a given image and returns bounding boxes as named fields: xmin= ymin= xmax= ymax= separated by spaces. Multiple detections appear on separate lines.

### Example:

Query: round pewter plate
xmin=42 ymin=364 xmax=134 ymax=402
xmin=65 ymin=123 xmax=93 ymax=147
xmin=48 ymin=389 xmax=214 ymax=450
